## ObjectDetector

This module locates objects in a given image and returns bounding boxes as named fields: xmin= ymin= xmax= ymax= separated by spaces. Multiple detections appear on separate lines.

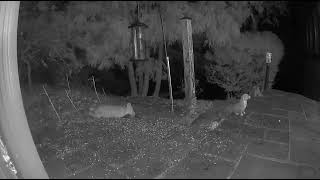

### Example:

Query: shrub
xmin=205 ymin=31 xmax=284 ymax=98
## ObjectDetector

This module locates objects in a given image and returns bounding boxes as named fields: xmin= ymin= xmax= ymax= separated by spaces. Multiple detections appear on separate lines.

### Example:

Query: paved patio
xmin=45 ymin=89 xmax=320 ymax=179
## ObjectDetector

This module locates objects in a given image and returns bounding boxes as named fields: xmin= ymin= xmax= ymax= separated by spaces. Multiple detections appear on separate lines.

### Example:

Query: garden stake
xmin=42 ymin=85 xmax=62 ymax=123
xmin=66 ymin=74 xmax=71 ymax=93
xmin=65 ymin=89 xmax=78 ymax=112
xmin=159 ymin=5 xmax=174 ymax=112
xmin=102 ymin=88 xmax=107 ymax=97
xmin=91 ymin=76 xmax=101 ymax=103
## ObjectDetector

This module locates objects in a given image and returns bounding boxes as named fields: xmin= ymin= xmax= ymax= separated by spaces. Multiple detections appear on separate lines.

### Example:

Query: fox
xmin=88 ymin=102 xmax=135 ymax=118
xmin=219 ymin=93 xmax=251 ymax=119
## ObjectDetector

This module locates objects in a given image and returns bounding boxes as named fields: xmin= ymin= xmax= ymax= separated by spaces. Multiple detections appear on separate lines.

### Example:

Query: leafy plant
xmin=18 ymin=1 xmax=287 ymax=96
xmin=18 ymin=2 xmax=82 ymax=88
xmin=205 ymin=31 xmax=284 ymax=98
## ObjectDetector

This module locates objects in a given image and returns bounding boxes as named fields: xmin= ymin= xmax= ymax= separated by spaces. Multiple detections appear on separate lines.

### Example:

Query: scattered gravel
xmin=24 ymin=86 xmax=222 ymax=174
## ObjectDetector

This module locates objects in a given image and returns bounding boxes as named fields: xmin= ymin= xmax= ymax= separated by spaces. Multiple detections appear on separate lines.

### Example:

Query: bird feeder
xmin=266 ymin=52 xmax=272 ymax=64
xmin=128 ymin=20 xmax=148 ymax=61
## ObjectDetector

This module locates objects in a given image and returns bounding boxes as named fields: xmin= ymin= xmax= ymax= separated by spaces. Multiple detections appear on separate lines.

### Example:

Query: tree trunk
xmin=0 ymin=1 xmax=48 ymax=178
xmin=138 ymin=70 xmax=143 ymax=96
xmin=142 ymin=62 xmax=150 ymax=97
xmin=181 ymin=17 xmax=197 ymax=125
xmin=152 ymin=43 xmax=163 ymax=97
xmin=127 ymin=61 xmax=137 ymax=96
xmin=181 ymin=17 xmax=196 ymax=105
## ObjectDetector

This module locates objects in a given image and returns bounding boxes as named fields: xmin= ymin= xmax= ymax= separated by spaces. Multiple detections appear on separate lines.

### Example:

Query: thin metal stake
xmin=159 ymin=5 xmax=174 ymax=112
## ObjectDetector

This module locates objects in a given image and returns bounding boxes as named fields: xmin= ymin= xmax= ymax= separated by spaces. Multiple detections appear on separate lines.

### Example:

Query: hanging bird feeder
xmin=128 ymin=3 xmax=148 ymax=62
xmin=129 ymin=21 xmax=148 ymax=61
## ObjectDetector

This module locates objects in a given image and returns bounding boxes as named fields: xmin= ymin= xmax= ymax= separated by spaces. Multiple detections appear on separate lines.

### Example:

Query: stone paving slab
xmin=246 ymin=113 xmax=289 ymax=130
xmin=260 ymin=89 xmax=305 ymax=109
xmin=239 ymin=124 xmax=265 ymax=140
xmin=287 ymin=93 xmax=318 ymax=105
xmin=289 ymin=111 xmax=306 ymax=123
xmin=266 ymin=89 xmax=310 ymax=102
xmin=271 ymin=98 xmax=303 ymax=113
xmin=231 ymin=154 xmax=320 ymax=179
xmin=265 ymin=129 xmax=289 ymax=144
xmin=45 ymin=157 xmax=70 ymax=179
xmin=164 ymin=150 xmax=234 ymax=179
xmin=290 ymin=138 xmax=320 ymax=168
xmin=301 ymin=101 xmax=320 ymax=122
xmin=290 ymin=115 xmax=320 ymax=141
xmin=247 ymin=140 xmax=289 ymax=160
xmin=247 ymin=99 xmax=290 ymax=118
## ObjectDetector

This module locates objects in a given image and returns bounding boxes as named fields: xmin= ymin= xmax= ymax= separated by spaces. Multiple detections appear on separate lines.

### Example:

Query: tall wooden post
xmin=181 ymin=17 xmax=196 ymax=125
xmin=0 ymin=1 xmax=48 ymax=178
xmin=264 ymin=52 xmax=272 ymax=91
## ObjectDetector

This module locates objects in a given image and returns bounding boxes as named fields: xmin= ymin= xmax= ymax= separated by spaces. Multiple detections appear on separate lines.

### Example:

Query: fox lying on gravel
xmin=88 ymin=102 xmax=135 ymax=118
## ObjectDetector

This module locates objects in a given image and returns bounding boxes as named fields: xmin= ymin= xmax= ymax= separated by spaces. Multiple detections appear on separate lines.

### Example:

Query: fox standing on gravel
xmin=88 ymin=102 xmax=135 ymax=118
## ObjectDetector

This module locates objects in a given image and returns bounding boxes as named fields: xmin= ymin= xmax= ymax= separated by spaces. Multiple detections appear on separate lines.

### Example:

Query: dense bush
xmin=18 ymin=4 xmax=82 ymax=88
xmin=205 ymin=31 xmax=284 ymax=98
xmin=18 ymin=1 xmax=286 ymax=95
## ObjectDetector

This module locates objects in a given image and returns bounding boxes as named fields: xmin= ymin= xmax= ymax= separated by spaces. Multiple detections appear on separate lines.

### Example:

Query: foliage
xmin=233 ymin=31 xmax=284 ymax=82
xmin=18 ymin=2 xmax=81 ymax=86
xmin=63 ymin=1 xmax=134 ymax=70
xmin=61 ymin=1 xmax=256 ymax=74
xmin=205 ymin=31 xmax=284 ymax=98
xmin=19 ymin=1 xmax=270 ymax=66
xmin=18 ymin=1 xmax=287 ymax=91
xmin=248 ymin=1 xmax=288 ymax=28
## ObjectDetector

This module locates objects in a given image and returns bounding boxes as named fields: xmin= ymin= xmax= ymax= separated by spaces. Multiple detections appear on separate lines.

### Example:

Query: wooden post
xmin=0 ymin=1 xmax=48 ymax=178
xmin=128 ymin=61 xmax=138 ymax=96
xmin=181 ymin=17 xmax=196 ymax=125
xmin=264 ymin=52 xmax=272 ymax=91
